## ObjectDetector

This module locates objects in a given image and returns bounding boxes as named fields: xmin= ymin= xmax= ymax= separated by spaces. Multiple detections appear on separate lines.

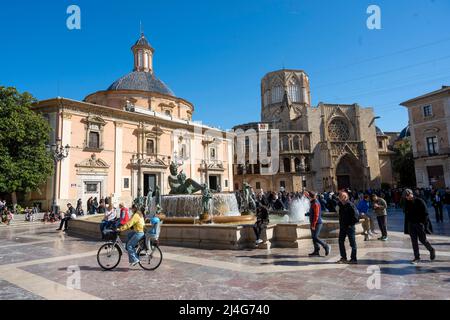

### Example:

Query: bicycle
xmin=97 ymin=229 xmax=163 ymax=271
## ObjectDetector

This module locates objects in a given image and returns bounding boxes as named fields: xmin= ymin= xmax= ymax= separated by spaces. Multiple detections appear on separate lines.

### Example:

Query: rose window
xmin=328 ymin=119 xmax=350 ymax=141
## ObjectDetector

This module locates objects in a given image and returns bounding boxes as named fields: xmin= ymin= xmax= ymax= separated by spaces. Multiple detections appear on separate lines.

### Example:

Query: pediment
xmin=76 ymin=154 xmax=110 ymax=168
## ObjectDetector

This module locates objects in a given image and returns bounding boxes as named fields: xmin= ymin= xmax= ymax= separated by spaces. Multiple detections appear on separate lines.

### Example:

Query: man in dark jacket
xmin=253 ymin=204 xmax=270 ymax=245
xmin=336 ymin=191 xmax=359 ymax=264
xmin=403 ymin=189 xmax=436 ymax=264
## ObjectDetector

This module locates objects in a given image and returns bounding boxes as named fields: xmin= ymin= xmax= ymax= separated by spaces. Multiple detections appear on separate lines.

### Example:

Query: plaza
xmin=1 ymin=208 xmax=449 ymax=300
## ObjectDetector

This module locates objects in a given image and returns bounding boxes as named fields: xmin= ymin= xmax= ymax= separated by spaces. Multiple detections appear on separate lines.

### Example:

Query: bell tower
xmin=132 ymin=33 xmax=154 ymax=73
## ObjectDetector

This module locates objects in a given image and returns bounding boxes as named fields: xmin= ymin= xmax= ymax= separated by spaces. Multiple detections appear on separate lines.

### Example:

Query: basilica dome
xmin=107 ymin=71 xmax=174 ymax=96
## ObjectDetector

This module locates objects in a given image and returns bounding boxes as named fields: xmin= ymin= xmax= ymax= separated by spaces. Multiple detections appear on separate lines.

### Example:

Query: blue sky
xmin=1 ymin=0 xmax=450 ymax=132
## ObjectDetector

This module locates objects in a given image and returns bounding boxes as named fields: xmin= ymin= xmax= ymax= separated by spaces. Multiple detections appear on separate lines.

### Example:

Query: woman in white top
xmin=100 ymin=205 xmax=117 ymax=233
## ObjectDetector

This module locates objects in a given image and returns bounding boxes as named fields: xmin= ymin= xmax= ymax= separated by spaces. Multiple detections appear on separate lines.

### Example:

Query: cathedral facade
xmin=233 ymin=69 xmax=390 ymax=193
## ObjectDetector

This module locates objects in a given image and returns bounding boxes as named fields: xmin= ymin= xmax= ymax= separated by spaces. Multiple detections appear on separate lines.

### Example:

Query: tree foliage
xmin=0 ymin=86 xmax=53 ymax=194
xmin=392 ymin=139 xmax=416 ymax=188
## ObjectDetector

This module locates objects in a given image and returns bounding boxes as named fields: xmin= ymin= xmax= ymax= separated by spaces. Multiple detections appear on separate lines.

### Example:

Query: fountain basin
xmin=67 ymin=215 xmax=365 ymax=250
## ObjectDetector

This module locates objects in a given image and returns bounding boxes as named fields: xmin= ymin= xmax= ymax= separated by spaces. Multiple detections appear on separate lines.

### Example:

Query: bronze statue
xmin=201 ymin=185 xmax=213 ymax=214
xmin=168 ymin=161 xmax=204 ymax=195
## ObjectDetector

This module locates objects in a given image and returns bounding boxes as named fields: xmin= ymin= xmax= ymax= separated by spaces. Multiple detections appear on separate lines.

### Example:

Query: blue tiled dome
xmin=107 ymin=71 xmax=175 ymax=96
xmin=399 ymin=126 xmax=410 ymax=139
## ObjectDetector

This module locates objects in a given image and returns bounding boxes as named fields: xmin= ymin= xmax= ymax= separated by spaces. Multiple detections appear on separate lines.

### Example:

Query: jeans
xmin=100 ymin=220 xmax=116 ymax=233
xmin=310 ymin=223 xmax=328 ymax=252
xmin=446 ymin=205 xmax=450 ymax=222
xmin=253 ymin=221 xmax=266 ymax=241
xmin=339 ymin=225 xmax=357 ymax=261
xmin=376 ymin=215 xmax=388 ymax=237
xmin=58 ymin=217 xmax=71 ymax=230
xmin=434 ymin=204 xmax=444 ymax=222
xmin=408 ymin=223 xmax=434 ymax=259
xmin=126 ymin=232 xmax=145 ymax=263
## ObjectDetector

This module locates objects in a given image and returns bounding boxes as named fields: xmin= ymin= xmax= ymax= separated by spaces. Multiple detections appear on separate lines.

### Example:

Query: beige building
xmin=401 ymin=86 xmax=450 ymax=189
xmin=28 ymin=34 xmax=234 ymax=211
xmin=233 ymin=69 xmax=394 ymax=193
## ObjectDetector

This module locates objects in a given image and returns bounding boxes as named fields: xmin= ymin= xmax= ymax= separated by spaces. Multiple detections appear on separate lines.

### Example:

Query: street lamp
xmin=47 ymin=139 xmax=70 ymax=215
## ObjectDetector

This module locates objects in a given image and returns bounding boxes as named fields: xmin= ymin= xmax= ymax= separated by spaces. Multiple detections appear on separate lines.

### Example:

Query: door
xmin=427 ymin=166 xmax=445 ymax=189
xmin=208 ymin=175 xmax=220 ymax=191
xmin=144 ymin=174 xmax=157 ymax=196
xmin=337 ymin=175 xmax=351 ymax=191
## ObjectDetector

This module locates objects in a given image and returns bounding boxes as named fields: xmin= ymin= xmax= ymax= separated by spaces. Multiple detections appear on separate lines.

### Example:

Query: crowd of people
xmin=242 ymin=185 xmax=449 ymax=265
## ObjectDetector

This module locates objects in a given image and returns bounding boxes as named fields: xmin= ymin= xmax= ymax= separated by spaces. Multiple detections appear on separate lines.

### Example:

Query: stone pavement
xmin=0 ymin=208 xmax=449 ymax=300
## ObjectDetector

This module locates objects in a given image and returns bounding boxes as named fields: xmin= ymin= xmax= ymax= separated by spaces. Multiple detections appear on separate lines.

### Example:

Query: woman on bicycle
xmin=117 ymin=205 xmax=145 ymax=267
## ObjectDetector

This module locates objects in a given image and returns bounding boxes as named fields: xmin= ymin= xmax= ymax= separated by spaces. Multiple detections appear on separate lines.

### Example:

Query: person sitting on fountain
xmin=253 ymin=203 xmax=270 ymax=245
xmin=304 ymin=191 xmax=331 ymax=257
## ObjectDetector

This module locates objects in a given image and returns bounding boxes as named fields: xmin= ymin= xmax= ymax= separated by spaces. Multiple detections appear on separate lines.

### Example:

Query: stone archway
xmin=335 ymin=153 xmax=364 ymax=191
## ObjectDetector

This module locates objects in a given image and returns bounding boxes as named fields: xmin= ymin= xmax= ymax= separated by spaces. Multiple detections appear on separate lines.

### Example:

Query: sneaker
xmin=364 ymin=235 xmax=370 ymax=241
xmin=430 ymin=249 xmax=436 ymax=261
xmin=56 ymin=228 xmax=62 ymax=231
xmin=377 ymin=236 xmax=384 ymax=240
xmin=308 ymin=252 xmax=320 ymax=257
xmin=255 ymin=239 xmax=264 ymax=245
xmin=348 ymin=259 xmax=358 ymax=265
xmin=381 ymin=236 xmax=388 ymax=241
xmin=129 ymin=261 xmax=139 ymax=267
xmin=336 ymin=258 xmax=348 ymax=264
xmin=411 ymin=258 xmax=420 ymax=265
xmin=325 ymin=245 xmax=331 ymax=256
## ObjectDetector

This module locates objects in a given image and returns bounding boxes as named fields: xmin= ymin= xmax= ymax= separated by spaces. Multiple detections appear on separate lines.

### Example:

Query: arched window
xmin=282 ymin=136 xmax=290 ymax=151
xmin=165 ymin=110 xmax=172 ymax=117
xmin=288 ymin=79 xmax=301 ymax=102
xmin=293 ymin=136 xmax=301 ymax=150
xmin=138 ymin=50 xmax=143 ymax=68
xmin=271 ymin=86 xmax=283 ymax=103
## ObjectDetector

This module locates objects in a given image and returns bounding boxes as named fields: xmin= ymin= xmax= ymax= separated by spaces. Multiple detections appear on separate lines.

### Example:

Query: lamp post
xmin=47 ymin=139 xmax=70 ymax=215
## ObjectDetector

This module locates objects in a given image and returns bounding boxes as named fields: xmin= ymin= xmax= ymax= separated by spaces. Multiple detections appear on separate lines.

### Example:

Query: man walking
xmin=337 ymin=192 xmax=359 ymax=264
xmin=306 ymin=191 xmax=330 ymax=257
xmin=403 ymin=189 xmax=436 ymax=264
xmin=372 ymin=194 xmax=389 ymax=241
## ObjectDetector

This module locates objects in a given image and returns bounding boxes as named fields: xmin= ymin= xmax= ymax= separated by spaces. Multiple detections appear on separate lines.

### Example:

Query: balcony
xmin=414 ymin=148 xmax=450 ymax=159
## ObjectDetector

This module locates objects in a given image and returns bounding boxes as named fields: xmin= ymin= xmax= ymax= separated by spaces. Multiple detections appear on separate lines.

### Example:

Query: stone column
xmin=60 ymin=113 xmax=72 ymax=202
xmin=290 ymin=157 xmax=296 ymax=173
xmin=114 ymin=122 xmax=123 ymax=200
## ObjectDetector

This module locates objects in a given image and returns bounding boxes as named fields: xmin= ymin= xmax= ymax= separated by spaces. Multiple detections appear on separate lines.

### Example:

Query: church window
xmin=210 ymin=147 xmax=217 ymax=160
xmin=293 ymin=136 xmax=301 ymax=150
xmin=146 ymin=139 xmax=155 ymax=155
xmin=271 ymin=86 xmax=283 ymax=103
xmin=288 ymin=79 xmax=301 ymax=102
xmin=282 ymin=136 xmax=290 ymax=151
xmin=328 ymin=119 xmax=350 ymax=141
xmin=88 ymin=132 xmax=100 ymax=149
xmin=84 ymin=116 xmax=106 ymax=151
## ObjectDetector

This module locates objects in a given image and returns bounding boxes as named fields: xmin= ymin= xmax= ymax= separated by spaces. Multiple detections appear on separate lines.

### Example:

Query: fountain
xmin=281 ymin=196 xmax=310 ymax=223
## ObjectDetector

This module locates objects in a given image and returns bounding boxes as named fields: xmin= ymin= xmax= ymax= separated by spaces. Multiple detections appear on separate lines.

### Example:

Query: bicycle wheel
xmin=137 ymin=243 xmax=163 ymax=270
xmin=97 ymin=242 xmax=122 ymax=270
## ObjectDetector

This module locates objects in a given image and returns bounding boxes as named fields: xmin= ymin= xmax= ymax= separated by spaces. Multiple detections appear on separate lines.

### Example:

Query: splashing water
xmin=282 ymin=196 xmax=311 ymax=223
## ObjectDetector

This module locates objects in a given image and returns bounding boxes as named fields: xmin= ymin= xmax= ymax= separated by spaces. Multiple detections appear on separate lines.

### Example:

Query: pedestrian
xmin=57 ymin=203 xmax=75 ymax=231
xmin=357 ymin=194 xmax=371 ymax=241
xmin=253 ymin=204 xmax=270 ymax=245
xmin=336 ymin=191 xmax=359 ymax=264
xmin=403 ymin=189 xmax=436 ymax=264
xmin=372 ymin=194 xmax=389 ymax=241
xmin=431 ymin=191 xmax=444 ymax=223
xmin=306 ymin=191 xmax=330 ymax=257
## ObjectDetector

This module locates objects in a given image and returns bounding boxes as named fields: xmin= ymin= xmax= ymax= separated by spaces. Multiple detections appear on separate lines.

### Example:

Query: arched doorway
xmin=335 ymin=154 xmax=364 ymax=191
